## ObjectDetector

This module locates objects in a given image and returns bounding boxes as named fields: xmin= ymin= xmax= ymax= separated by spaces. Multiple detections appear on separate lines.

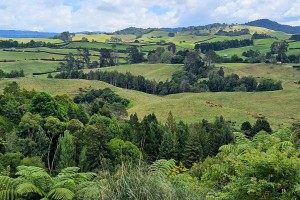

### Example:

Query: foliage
xmin=201 ymin=130 xmax=300 ymax=199
xmin=195 ymin=39 xmax=253 ymax=53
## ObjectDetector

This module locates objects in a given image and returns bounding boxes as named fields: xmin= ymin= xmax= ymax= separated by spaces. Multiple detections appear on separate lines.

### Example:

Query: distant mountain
xmin=75 ymin=31 xmax=105 ymax=34
xmin=0 ymin=30 xmax=58 ymax=38
xmin=244 ymin=19 xmax=300 ymax=34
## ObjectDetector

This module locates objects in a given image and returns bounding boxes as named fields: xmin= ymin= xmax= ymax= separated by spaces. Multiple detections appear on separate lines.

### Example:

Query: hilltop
xmin=245 ymin=19 xmax=300 ymax=34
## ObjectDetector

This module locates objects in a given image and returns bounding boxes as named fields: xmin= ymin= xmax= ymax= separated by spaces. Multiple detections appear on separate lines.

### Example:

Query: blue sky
xmin=0 ymin=0 xmax=299 ymax=32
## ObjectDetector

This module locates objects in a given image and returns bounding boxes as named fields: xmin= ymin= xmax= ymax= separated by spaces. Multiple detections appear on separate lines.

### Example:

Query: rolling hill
xmin=244 ymin=19 xmax=300 ymax=34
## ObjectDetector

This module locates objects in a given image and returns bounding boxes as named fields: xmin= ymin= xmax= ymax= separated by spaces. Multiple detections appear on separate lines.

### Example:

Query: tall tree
xmin=56 ymin=131 xmax=76 ymax=172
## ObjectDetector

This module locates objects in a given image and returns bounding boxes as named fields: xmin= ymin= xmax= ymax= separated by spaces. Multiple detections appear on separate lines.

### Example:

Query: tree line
xmin=0 ymin=69 xmax=25 ymax=78
xmin=215 ymin=28 xmax=250 ymax=36
xmin=54 ymin=67 xmax=282 ymax=95
xmin=0 ymin=39 xmax=58 ymax=48
xmin=195 ymin=39 xmax=254 ymax=53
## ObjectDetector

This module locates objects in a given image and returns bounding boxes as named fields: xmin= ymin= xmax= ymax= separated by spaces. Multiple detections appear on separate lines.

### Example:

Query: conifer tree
xmin=56 ymin=131 xmax=76 ymax=172
xmin=183 ymin=126 xmax=203 ymax=167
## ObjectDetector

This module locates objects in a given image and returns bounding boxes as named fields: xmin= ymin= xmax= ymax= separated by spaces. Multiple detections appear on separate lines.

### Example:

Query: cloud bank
xmin=0 ymin=0 xmax=299 ymax=32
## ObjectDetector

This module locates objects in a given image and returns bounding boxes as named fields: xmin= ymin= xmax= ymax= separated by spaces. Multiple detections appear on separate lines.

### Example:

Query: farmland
xmin=0 ymin=24 xmax=299 ymax=129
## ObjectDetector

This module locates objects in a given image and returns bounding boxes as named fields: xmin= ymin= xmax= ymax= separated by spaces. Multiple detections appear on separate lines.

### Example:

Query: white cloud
xmin=0 ymin=0 xmax=299 ymax=32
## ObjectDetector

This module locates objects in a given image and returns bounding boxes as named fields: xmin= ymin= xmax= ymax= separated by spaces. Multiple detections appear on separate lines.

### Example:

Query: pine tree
xmin=78 ymin=146 xmax=88 ymax=172
xmin=183 ymin=126 xmax=203 ymax=167
xmin=56 ymin=131 xmax=76 ymax=172
xmin=159 ymin=130 xmax=178 ymax=160
xmin=177 ymin=121 xmax=189 ymax=162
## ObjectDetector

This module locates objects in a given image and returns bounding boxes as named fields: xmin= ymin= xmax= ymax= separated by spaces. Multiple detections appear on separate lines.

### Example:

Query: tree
xmin=217 ymin=67 xmax=225 ymax=77
xmin=127 ymin=46 xmax=144 ymax=64
xmin=204 ymin=50 xmax=217 ymax=67
xmin=271 ymin=40 xmax=288 ymax=54
xmin=56 ymin=31 xmax=75 ymax=42
xmin=77 ymin=104 xmax=89 ymax=124
xmin=108 ymin=138 xmax=141 ymax=168
xmin=56 ymin=131 xmax=76 ymax=172
xmin=241 ymin=121 xmax=253 ymax=138
xmin=168 ymin=32 xmax=175 ymax=37
xmin=183 ymin=124 xmax=205 ymax=167
xmin=136 ymin=114 xmax=164 ymax=162
xmin=81 ymin=124 xmax=109 ymax=170
xmin=252 ymin=119 xmax=272 ymax=135
xmin=167 ymin=42 xmax=176 ymax=54
xmin=160 ymin=51 xmax=172 ymax=63
xmin=30 ymin=92 xmax=68 ymax=121
xmin=159 ymin=130 xmax=178 ymax=160
xmin=44 ymin=116 xmax=66 ymax=174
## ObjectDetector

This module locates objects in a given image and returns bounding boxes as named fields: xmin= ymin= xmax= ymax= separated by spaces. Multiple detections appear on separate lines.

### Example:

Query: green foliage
xmin=183 ymin=124 xmax=205 ymax=167
xmin=200 ymin=130 xmax=300 ymax=199
xmin=56 ymin=131 xmax=76 ymax=172
xmin=30 ymin=92 xmax=68 ymax=121
xmin=108 ymin=138 xmax=141 ymax=168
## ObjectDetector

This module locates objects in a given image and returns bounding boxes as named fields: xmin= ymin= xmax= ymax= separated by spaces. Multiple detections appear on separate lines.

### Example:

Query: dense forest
xmin=0 ymin=82 xmax=299 ymax=199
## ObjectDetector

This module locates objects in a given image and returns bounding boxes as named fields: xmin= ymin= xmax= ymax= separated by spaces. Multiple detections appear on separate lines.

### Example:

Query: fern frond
xmin=0 ymin=176 xmax=19 ymax=190
xmin=47 ymin=188 xmax=74 ymax=200
xmin=150 ymin=159 xmax=176 ymax=176
xmin=0 ymin=189 xmax=18 ymax=200
xmin=16 ymin=166 xmax=47 ymax=177
xmin=16 ymin=182 xmax=44 ymax=196
xmin=53 ymin=180 xmax=76 ymax=191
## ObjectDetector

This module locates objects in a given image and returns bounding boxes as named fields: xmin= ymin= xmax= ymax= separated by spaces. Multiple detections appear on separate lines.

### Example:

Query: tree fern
xmin=16 ymin=182 xmax=44 ymax=196
xmin=0 ymin=176 xmax=19 ymax=200
xmin=47 ymin=188 xmax=74 ymax=200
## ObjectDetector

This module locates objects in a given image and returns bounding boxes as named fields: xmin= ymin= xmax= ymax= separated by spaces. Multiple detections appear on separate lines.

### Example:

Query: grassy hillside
xmin=217 ymin=63 xmax=300 ymax=89
xmin=0 ymin=60 xmax=60 ymax=75
xmin=0 ymin=77 xmax=298 ymax=129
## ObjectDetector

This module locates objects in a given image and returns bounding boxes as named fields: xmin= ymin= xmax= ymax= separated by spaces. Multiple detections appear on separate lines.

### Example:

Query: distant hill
xmin=75 ymin=31 xmax=105 ymax=35
xmin=244 ymin=19 xmax=300 ymax=34
xmin=0 ymin=30 xmax=58 ymax=38
xmin=114 ymin=23 xmax=228 ymax=35
xmin=113 ymin=27 xmax=160 ymax=36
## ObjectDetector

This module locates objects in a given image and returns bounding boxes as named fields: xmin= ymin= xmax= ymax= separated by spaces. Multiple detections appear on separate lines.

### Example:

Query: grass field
xmin=0 ymin=77 xmax=298 ymax=129
xmin=216 ymin=63 xmax=300 ymax=89
xmin=216 ymin=38 xmax=277 ymax=57
xmin=0 ymin=60 xmax=60 ymax=75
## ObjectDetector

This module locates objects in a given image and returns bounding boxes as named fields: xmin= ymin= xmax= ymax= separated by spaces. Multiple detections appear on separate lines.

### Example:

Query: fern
xmin=53 ymin=179 xmax=76 ymax=191
xmin=150 ymin=159 xmax=176 ymax=176
xmin=47 ymin=188 xmax=74 ymax=200
xmin=0 ymin=176 xmax=19 ymax=200
xmin=16 ymin=182 xmax=44 ymax=196
xmin=0 ymin=176 xmax=19 ymax=190
xmin=0 ymin=189 xmax=18 ymax=200
xmin=16 ymin=166 xmax=47 ymax=177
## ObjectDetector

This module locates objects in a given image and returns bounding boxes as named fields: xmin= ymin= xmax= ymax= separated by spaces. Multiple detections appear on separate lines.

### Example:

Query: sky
xmin=0 ymin=0 xmax=300 ymax=32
